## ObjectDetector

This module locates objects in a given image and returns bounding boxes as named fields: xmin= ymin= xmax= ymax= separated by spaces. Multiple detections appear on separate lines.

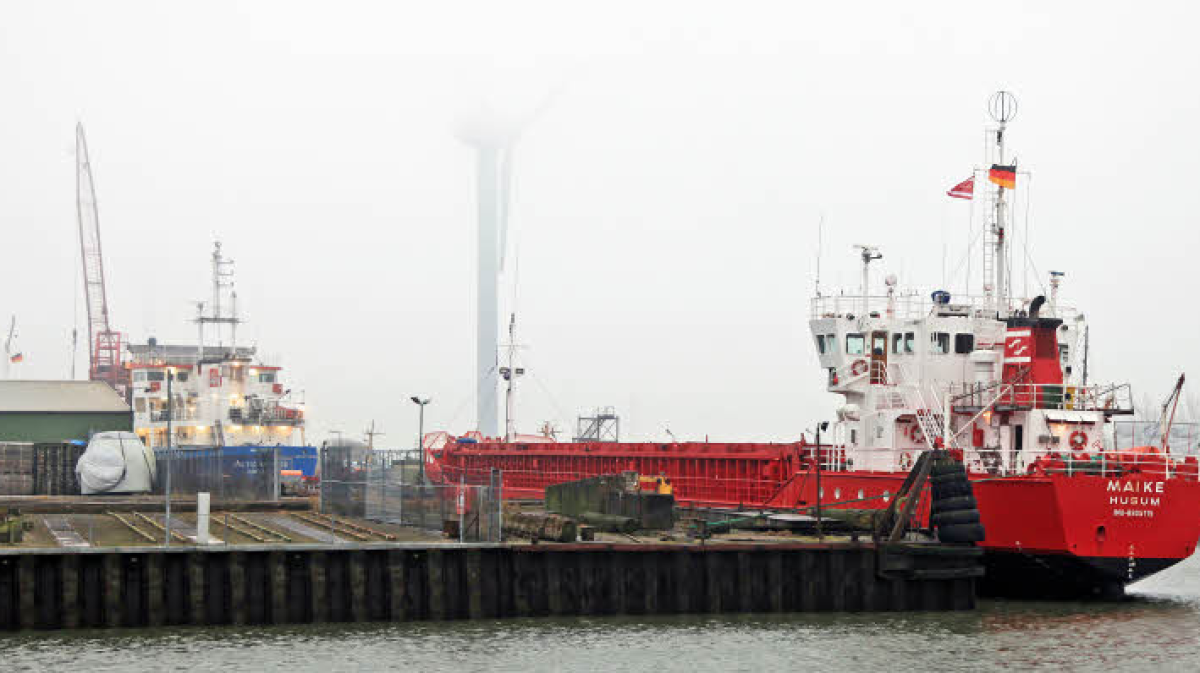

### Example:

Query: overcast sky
xmin=2 ymin=1 xmax=1198 ymax=446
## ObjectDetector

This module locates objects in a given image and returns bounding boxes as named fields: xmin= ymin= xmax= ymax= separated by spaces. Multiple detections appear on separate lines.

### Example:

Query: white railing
xmin=810 ymin=291 xmax=1078 ymax=322
xmin=949 ymin=382 xmax=1134 ymax=414
xmin=825 ymin=444 xmax=1200 ymax=480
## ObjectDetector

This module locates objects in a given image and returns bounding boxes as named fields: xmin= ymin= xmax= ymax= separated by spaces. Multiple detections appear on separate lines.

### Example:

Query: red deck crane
xmin=76 ymin=123 xmax=128 ymax=396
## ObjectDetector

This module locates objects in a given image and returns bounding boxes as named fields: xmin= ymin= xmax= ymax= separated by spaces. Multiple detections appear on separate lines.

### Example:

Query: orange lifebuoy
xmin=1069 ymin=430 xmax=1088 ymax=451
xmin=850 ymin=359 xmax=868 ymax=376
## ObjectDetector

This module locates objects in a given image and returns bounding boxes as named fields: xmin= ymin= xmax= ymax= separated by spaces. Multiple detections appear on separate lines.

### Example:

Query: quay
xmin=0 ymin=540 xmax=980 ymax=630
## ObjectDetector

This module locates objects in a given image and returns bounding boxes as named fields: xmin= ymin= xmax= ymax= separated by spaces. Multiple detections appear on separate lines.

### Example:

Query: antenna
xmin=988 ymin=91 xmax=1018 ymax=124
xmin=814 ymin=212 xmax=824 ymax=297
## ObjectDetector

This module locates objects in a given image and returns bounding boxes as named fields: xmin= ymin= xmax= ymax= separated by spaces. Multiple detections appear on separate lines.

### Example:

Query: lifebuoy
xmin=1069 ymin=430 xmax=1088 ymax=451
xmin=850 ymin=359 xmax=868 ymax=376
xmin=910 ymin=425 xmax=924 ymax=444
xmin=899 ymin=452 xmax=913 ymax=469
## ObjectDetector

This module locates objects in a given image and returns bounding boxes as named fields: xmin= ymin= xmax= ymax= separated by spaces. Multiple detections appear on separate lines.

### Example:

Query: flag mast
xmin=987 ymin=91 xmax=1018 ymax=316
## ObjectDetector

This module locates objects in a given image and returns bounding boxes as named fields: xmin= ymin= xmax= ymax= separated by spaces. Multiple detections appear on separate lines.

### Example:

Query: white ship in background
xmin=129 ymin=242 xmax=306 ymax=447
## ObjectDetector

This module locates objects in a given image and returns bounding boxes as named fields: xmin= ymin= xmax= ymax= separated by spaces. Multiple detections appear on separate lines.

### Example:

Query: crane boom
xmin=1160 ymin=373 xmax=1186 ymax=452
xmin=76 ymin=123 xmax=126 ymax=394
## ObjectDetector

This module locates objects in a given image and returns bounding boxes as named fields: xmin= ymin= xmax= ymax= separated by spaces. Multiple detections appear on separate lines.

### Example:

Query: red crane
xmin=76 ymin=123 xmax=128 ymax=396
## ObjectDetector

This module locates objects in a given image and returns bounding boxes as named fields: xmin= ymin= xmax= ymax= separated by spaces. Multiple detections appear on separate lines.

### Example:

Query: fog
xmin=2 ymin=1 xmax=1198 ymax=446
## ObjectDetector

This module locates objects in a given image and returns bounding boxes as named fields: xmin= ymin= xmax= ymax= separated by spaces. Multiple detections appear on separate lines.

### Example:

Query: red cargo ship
xmin=426 ymin=93 xmax=1200 ymax=598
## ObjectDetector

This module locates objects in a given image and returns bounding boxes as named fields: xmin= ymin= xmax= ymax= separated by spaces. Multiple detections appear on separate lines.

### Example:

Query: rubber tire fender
xmin=932 ymin=509 xmax=982 ymax=526
xmin=931 ymin=461 xmax=967 ymax=478
xmin=931 ymin=480 xmax=973 ymax=500
xmin=931 ymin=495 xmax=978 ymax=514
xmin=937 ymin=522 xmax=986 ymax=544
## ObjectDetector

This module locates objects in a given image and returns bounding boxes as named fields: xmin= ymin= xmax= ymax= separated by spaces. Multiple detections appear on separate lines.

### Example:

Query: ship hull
xmin=427 ymin=440 xmax=1200 ymax=598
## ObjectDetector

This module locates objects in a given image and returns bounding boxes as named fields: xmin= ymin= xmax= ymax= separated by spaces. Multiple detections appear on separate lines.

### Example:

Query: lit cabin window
xmin=904 ymin=332 xmax=915 ymax=353
xmin=846 ymin=333 xmax=865 ymax=355
xmin=258 ymin=372 xmax=277 ymax=383
xmin=930 ymin=332 xmax=950 ymax=354
xmin=954 ymin=334 xmax=975 ymax=354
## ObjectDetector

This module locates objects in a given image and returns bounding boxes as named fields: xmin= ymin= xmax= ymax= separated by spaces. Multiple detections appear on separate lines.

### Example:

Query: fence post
xmin=273 ymin=446 xmax=280 ymax=501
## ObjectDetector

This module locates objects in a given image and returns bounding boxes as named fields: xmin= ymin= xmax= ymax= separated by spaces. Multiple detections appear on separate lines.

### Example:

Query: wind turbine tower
xmin=458 ymin=110 xmax=521 ymax=438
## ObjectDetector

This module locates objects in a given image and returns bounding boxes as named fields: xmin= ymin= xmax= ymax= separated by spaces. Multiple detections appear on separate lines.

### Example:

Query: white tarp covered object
xmin=77 ymin=431 xmax=157 ymax=495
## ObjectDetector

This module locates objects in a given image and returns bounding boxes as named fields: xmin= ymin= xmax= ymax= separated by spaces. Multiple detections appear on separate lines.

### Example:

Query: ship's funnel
xmin=1029 ymin=295 xmax=1046 ymax=318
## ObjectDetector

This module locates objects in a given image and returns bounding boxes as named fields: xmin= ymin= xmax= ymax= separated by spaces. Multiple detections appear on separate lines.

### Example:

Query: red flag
xmin=947 ymin=176 xmax=974 ymax=200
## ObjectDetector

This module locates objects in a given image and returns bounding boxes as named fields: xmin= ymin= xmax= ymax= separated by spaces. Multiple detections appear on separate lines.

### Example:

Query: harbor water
xmin=5 ymin=555 xmax=1200 ymax=672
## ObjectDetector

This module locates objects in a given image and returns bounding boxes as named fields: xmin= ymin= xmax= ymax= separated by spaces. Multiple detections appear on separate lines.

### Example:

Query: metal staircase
xmin=880 ymin=364 xmax=961 ymax=452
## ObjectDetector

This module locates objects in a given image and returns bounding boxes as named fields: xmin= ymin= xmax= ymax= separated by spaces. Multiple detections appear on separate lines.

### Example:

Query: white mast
xmin=854 ymin=245 xmax=882 ymax=318
xmin=986 ymin=91 xmax=1018 ymax=315
xmin=499 ymin=312 xmax=525 ymax=441
xmin=196 ymin=241 xmax=241 ymax=355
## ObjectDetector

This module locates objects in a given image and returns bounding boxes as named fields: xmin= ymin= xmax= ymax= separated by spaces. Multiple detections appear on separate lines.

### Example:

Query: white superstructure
xmin=811 ymin=93 xmax=1136 ymax=476
xmin=129 ymin=242 xmax=305 ymax=448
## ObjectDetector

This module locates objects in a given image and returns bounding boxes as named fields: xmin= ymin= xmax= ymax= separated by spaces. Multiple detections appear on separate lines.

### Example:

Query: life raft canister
xmin=1069 ymin=430 xmax=1088 ymax=451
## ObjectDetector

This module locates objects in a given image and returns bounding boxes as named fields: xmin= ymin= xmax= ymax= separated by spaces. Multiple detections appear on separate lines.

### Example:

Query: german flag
xmin=988 ymin=164 xmax=1017 ymax=189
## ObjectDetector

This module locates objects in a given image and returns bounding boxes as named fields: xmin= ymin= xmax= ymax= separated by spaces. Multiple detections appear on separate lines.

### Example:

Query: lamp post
xmin=410 ymin=396 xmax=431 ymax=484
xmin=165 ymin=369 xmax=174 ymax=546
xmin=813 ymin=421 xmax=829 ymax=541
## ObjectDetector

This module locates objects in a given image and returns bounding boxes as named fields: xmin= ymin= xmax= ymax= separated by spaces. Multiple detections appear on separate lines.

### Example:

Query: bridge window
xmin=817 ymin=335 xmax=827 ymax=354
xmin=903 ymin=332 xmax=915 ymax=353
xmin=930 ymin=332 xmax=950 ymax=354
xmin=892 ymin=333 xmax=903 ymax=355
xmin=826 ymin=333 xmax=837 ymax=353
xmin=954 ymin=334 xmax=975 ymax=354
xmin=846 ymin=333 xmax=865 ymax=355
xmin=146 ymin=371 xmax=165 ymax=382
xmin=258 ymin=372 xmax=277 ymax=383
xmin=176 ymin=371 xmax=189 ymax=383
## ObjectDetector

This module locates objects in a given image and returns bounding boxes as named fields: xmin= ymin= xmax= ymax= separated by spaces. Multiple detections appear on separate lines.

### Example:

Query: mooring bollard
xmin=196 ymin=492 xmax=210 ymax=545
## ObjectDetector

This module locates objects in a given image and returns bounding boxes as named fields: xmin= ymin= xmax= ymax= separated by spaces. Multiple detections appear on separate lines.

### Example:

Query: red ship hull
xmin=427 ymin=439 xmax=1200 ymax=597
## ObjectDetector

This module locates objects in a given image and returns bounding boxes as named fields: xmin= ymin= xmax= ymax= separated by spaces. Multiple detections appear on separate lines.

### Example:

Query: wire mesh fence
xmin=319 ymin=447 xmax=502 ymax=542
xmin=153 ymin=446 xmax=318 ymax=502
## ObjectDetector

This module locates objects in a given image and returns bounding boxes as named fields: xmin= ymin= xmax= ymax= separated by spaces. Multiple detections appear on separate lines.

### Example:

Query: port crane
xmin=76 ymin=123 xmax=127 ymax=396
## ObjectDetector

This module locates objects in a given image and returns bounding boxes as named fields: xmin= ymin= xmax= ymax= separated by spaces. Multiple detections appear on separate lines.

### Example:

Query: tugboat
xmin=426 ymin=93 xmax=1200 ymax=598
